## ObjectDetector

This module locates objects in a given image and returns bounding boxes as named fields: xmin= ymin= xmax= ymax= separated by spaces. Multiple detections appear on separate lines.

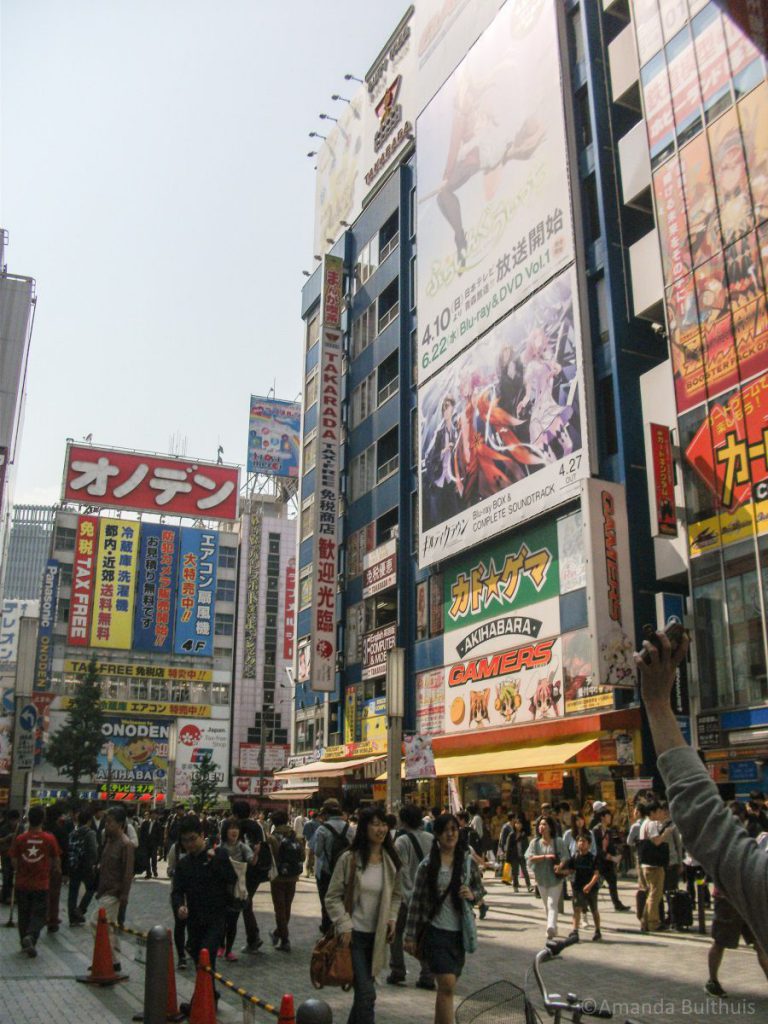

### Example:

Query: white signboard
xmin=174 ymin=719 xmax=231 ymax=798
xmin=0 ymin=599 xmax=39 ymax=663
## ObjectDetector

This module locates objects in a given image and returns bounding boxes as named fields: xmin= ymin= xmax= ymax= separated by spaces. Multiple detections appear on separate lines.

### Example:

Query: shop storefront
xmin=696 ymin=706 xmax=768 ymax=800
xmin=273 ymin=742 xmax=387 ymax=809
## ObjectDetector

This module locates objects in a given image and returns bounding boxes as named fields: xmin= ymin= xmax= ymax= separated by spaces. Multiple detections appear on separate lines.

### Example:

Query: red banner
xmin=67 ymin=515 xmax=100 ymax=646
xmin=62 ymin=444 xmax=239 ymax=520
xmin=650 ymin=424 xmax=678 ymax=537
xmin=283 ymin=558 xmax=296 ymax=660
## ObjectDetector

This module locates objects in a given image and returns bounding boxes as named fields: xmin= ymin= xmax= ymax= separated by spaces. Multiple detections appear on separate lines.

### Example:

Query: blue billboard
xmin=173 ymin=528 xmax=218 ymax=657
xmin=247 ymin=396 xmax=301 ymax=478
xmin=133 ymin=524 xmax=179 ymax=653
xmin=33 ymin=560 xmax=60 ymax=691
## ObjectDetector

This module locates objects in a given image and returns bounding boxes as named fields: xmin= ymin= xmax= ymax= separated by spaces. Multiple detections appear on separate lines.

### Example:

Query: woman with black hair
xmin=325 ymin=806 xmax=402 ymax=1024
xmin=526 ymin=814 xmax=568 ymax=939
xmin=403 ymin=814 xmax=485 ymax=1024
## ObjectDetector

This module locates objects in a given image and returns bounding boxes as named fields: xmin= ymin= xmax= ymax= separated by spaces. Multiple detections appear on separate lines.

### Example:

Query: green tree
xmin=189 ymin=753 xmax=220 ymax=813
xmin=46 ymin=656 xmax=104 ymax=802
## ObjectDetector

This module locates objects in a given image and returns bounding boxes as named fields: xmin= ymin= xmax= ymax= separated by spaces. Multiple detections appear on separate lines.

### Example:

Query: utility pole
xmin=385 ymin=647 xmax=404 ymax=812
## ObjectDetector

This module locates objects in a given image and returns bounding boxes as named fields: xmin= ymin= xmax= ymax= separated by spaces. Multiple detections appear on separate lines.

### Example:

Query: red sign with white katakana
xmin=62 ymin=445 xmax=239 ymax=520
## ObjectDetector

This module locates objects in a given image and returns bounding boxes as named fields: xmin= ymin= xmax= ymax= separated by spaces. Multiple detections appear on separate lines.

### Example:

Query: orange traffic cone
xmin=76 ymin=908 xmax=128 ymax=986
xmin=278 ymin=994 xmax=295 ymax=1024
xmin=166 ymin=929 xmax=184 ymax=1021
xmin=188 ymin=948 xmax=217 ymax=1024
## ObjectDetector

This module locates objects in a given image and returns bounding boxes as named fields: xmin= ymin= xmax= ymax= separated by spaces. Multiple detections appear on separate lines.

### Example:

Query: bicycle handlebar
xmin=533 ymin=933 xmax=613 ymax=1020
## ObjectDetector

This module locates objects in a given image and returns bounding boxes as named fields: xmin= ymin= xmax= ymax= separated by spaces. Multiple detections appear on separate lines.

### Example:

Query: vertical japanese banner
xmin=344 ymin=686 xmax=357 ymax=744
xmin=174 ymin=527 xmax=219 ymax=657
xmin=90 ymin=519 xmax=140 ymax=650
xmin=33 ymin=560 xmax=59 ymax=692
xmin=133 ymin=524 xmax=179 ymax=654
xmin=283 ymin=557 xmax=296 ymax=660
xmin=67 ymin=516 xmax=100 ymax=646
xmin=650 ymin=424 xmax=678 ymax=537
xmin=309 ymin=254 xmax=343 ymax=692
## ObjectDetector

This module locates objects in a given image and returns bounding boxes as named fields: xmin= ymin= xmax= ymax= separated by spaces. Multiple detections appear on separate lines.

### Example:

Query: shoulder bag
xmin=310 ymin=853 xmax=355 ymax=990
xmin=460 ymin=855 xmax=478 ymax=954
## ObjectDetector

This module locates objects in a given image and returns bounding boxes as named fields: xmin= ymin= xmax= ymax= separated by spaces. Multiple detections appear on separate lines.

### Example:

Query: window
xmin=218 ymin=545 xmax=237 ymax=569
xmin=350 ymin=371 xmax=377 ymax=428
xmin=411 ymin=329 xmax=418 ymax=384
xmin=55 ymin=526 xmax=76 ymax=552
xmin=411 ymin=407 xmax=419 ymax=468
xmin=598 ymin=376 xmax=618 ymax=457
xmin=303 ymin=430 xmax=317 ymax=472
xmin=377 ymin=428 xmax=399 ymax=484
xmin=349 ymin=446 xmax=376 ymax=502
xmin=411 ymin=490 xmax=419 ymax=554
xmin=216 ymin=578 xmax=236 ymax=603
xmin=409 ymin=256 xmax=417 ymax=310
xmin=301 ymin=496 xmax=315 ymax=540
xmin=377 ymin=351 xmax=399 ymax=406
xmin=379 ymin=211 xmax=399 ymax=263
xmin=352 ymin=305 xmax=377 ymax=358
xmin=377 ymin=278 xmax=399 ymax=333
xmin=214 ymin=612 xmax=234 ymax=637
xmin=299 ymin=566 xmax=313 ymax=609
xmin=595 ymin=277 xmax=610 ymax=344
xmin=576 ymin=88 xmax=592 ymax=149
xmin=57 ymin=597 xmax=70 ymax=624
xmin=305 ymin=370 xmax=319 ymax=409
xmin=583 ymin=174 xmax=601 ymax=246
xmin=569 ymin=8 xmax=585 ymax=68
xmin=58 ymin=563 xmax=73 ymax=590
xmin=354 ymin=234 xmax=379 ymax=291
xmin=377 ymin=506 xmax=398 ymax=546
xmin=306 ymin=312 xmax=320 ymax=351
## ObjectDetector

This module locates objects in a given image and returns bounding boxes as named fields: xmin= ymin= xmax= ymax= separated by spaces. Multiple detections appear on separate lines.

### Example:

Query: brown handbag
xmin=309 ymin=854 xmax=355 ymax=991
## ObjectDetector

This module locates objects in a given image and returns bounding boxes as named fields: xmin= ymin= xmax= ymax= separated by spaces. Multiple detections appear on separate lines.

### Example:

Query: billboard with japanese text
xmin=416 ymin=0 xmax=573 ymax=384
xmin=62 ymin=444 xmax=239 ymax=521
xmin=133 ymin=524 xmax=179 ymax=654
xmin=97 ymin=715 xmax=170 ymax=793
xmin=248 ymin=396 xmax=301 ymax=478
xmin=0 ymin=599 xmax=39 ymax=664
xmin=33 ymin=561 xmax=60 ymax=691
xmin=67 ymin=516 xmax=99 ymax=647
xmin=418 ymin=268 xmax=587 ymax=567
xmin=309 ymin=256 xmax=344 ymax=692
xmin=174 ymin=528 xmax=218 ymax=657
xmin=174 ymin=718 xmax=230 ymax=798
xmin=90 ymin=520 xmax=139 ymax=650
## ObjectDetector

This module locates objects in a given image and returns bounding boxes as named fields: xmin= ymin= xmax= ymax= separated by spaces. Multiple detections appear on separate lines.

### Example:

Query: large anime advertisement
xmin=418 ymin=267 xmax=587 ymax=567
xmin=416 ymin=0 xmax=573 ymax=384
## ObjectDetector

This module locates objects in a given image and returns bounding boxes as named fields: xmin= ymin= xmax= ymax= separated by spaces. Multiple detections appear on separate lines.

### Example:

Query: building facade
xmin=3 ymin=504 xmax=56 ymax=600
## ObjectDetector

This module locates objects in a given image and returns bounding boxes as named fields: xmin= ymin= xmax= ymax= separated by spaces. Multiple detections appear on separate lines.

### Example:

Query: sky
xmin=1 ymin=0 xmax=404 ymax=505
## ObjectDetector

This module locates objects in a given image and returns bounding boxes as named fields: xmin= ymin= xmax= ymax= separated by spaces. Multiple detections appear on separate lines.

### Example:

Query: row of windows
xmin=351 ymin=277 xmax=399 ymax=358
xmin=349 ymin=351 xmax=399 ymax=429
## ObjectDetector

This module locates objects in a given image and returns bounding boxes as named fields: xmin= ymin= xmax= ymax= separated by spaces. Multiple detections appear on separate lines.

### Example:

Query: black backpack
xmin=276 ymin=834 xmax=304 ymax=877
xmin=323 ymin=822 xmax=350 ymax=877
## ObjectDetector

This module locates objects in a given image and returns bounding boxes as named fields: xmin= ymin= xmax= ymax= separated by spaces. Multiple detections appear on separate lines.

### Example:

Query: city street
xmin=1 ymin=869 xmax=766 ymax=1024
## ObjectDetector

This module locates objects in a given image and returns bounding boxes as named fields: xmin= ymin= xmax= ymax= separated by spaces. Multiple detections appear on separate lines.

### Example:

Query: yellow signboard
xmin=61 ymin=696 xmax=212 ymax=719
xmin=688 ymin=499 xmax=768 ymax=558
xmin=90 ymin=518 xmax=140 ymax=649
xmin=64 ymin=660 xmax=212 ymax=683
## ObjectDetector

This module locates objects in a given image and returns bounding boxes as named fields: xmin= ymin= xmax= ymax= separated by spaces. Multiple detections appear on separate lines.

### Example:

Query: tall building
xmin=3 ymin=504 xmax=56 ymax=600
xmin=283 ymin=0 xmax=689 ymax=813
xmin=0 ymin=231 xmax=36 ymax=601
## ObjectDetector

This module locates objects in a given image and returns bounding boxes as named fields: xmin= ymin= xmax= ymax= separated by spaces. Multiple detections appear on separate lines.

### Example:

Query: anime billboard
xmin=416 ymin=0 xmax=573 ymax=384
xmin=247 ymin=396 xmax=301 ymax=478
xmin=418 ymin=267 xmax=587 ymax=567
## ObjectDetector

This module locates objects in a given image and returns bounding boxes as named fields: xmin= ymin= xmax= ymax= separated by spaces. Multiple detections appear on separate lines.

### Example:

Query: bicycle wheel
xmin=456 ymin=980 xmax=541 ymax=1024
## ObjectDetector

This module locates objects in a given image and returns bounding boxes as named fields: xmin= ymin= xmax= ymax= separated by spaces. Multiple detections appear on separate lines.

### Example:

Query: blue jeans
xmin=349 ymin=930 xmax=376 ymax=1024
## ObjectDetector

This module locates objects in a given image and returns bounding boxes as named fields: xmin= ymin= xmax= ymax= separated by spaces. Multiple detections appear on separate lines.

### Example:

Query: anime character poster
xmin=247 ymin=396 xmax=301 ymax=478
xmin=416 ymin=0 xmax=574 ymax=384
xmin=418 ymin=267 xmax=587 ymax=567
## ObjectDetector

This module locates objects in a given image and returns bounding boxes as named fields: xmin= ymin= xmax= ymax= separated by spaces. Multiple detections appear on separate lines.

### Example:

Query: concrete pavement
xmin=1 ymin=870 xmax=766 ymax=1023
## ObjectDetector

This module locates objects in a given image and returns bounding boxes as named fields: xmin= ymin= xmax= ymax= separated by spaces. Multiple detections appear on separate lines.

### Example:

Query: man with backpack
xmin=388 ymin=803 xmax=435 ymax=988
xmin=67 ymin=809 xmax=99 ymax=925
xmin=230 ymin=799 xmax=269 ymax=954
xmin=312 ymin=799 xmax=351 ymax=934
xmin=265 ymin=810 xmax=303 ymax=951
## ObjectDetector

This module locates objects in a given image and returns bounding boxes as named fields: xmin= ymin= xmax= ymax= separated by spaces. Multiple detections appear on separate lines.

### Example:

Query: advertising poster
xmin=632 ymin=0 xmax=663 ymax=66
xmin=667 ymin=31 xmax=701 ymax=141
xmin=692 ymin=4 xmax=731 ymax=119
xmin=174 ymin=718 xmax=230 ymax=798
xmin=415 ymin=668 xmax=445 ymax=736
xmin=584 ymin=480 xmax=637 ymax=689
xmin=0 ymin=688 xmax=14 ymax=773
xmin=344 ymin=686 xmax=357 ymax=744
xmin=309 ymin=256 xmax=343 ymax=692
xmin=444 ymin=635 xmax=564 ymax=735
xmin=90 ymin=520 xmax=139 ymax=650
xmin=360 ymin=696 xmax=386 ymax=742
xmin=641 ymin=53 xmax=675 ymax=163
xmin=416 ymin=0 xmax=573 ymax=383
xmin=557 ymin=510 xmax=586 ymax=594
xmin=679 ymin=132 xmax=717 ymax=270
xmin=283 ymin=558 xmax=296 ymax=660
xmin=98 ymin=716 xmax=170 ymax=792
xmin=362 ymin=540 xmax=397 ymax=599
xmin=0 ymin=599 xmax=39 ymax=664
xmin=650 ymin=424 xmax=678 ymax=537
xmin=174 ymin=528 xmax=218 ymax=657
xmin=666 ymin=275 xmax=705 ymax=413
xmin=738 ymin=82 xmax=768 ymax=224
xmin=33 ymin=560 xmax=60 ymax=691
xmin=418 ymin=267 xmax=587 ymax=567
xmin=442 ymin=518 xmax=560 ymax=664
xmin=653 ymin=157 xmax=691 ymax=287
xmin=62 ymin=444 xmax=239 ymax=521
xmin=247 ymin=396 xmax=301 ymax=478
xmin=67 ymin=516 xmax=99 ymax=647
xmin=133 ymin=524 xmax=179 ymax=654
xmin=405 ymin=733 xmax=436 ymax=779
xmin=416 ymin=581 xmax=428 ymax=640
xmin=562 ymin=628 xmax=614 ymax=715
xmin=362 ymin=623 xmax=397 ymax=681
xmin=429 ymin=573 xmax=443 ymax=636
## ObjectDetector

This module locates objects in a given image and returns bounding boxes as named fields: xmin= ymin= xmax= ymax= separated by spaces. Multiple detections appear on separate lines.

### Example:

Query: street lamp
xmin=386 ymin=648 xmax=405 ymax=812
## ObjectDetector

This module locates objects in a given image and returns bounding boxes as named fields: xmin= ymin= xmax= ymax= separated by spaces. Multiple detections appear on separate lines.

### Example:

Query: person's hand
xmin=177 ymin=905 xmax=189 ymax=920
xmin=459 ymin=884 xmax=473 ymax=901
xmin=635 ymin=630 xmax=689 ymax=708
xmin=404 ymin=939 xmax=417 ymax=955
xmin=338 ymin=930 xmax=352 ymax=948
xmin=386 ymin=921 xmax=396 ymax=943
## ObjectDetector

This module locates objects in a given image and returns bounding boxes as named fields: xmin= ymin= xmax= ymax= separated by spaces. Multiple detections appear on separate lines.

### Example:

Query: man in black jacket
xmin=171 ymin=815 xmax=235 ymax=981
xmin=230 ymin=800 xmax=267 ymax=954
xmin=592 ymin=808 xmax=630 ymax=912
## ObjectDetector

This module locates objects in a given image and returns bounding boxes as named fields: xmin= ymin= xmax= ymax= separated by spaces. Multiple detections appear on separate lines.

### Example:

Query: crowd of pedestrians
xmin=1 ymin=755 xmax=767 ymax=1012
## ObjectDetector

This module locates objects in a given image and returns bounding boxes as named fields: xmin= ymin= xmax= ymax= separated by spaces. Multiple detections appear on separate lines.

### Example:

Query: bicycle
xmin=456 ymin=933 xmax=644 ymax=1024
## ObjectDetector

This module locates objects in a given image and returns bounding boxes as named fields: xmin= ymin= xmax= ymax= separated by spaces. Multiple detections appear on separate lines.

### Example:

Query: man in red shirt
xmin=10 ymin=806 xmax=61 ymax=957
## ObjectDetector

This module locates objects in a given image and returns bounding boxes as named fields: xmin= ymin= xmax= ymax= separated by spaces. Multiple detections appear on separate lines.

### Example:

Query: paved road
xmin=1 ymin=869 xmax=766 ymax=1023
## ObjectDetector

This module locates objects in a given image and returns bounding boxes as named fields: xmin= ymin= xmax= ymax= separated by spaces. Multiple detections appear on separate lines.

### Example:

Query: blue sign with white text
xmin=133 ymin=524 xmax=179 ymax=653
xmin=173 ymin=528 xmax=218 ymax=657
xmin=33 ymin=560 xmax=60 ymax=691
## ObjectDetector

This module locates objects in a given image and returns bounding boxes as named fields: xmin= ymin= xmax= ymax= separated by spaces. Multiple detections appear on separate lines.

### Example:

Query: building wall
xmin=3 ymin=504 xmax=56 ymax=600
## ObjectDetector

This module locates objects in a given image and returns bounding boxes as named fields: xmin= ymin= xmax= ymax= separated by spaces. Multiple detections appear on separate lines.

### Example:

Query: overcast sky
xmin=1 ymin=0 xmax=403 ymax=505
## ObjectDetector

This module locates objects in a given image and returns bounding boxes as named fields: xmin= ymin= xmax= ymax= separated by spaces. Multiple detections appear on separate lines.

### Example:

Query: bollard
xmin=296 ymin=998 xmax=333 ymax=1024
xmin=132 ymin=925 xmax=169 ymax=1024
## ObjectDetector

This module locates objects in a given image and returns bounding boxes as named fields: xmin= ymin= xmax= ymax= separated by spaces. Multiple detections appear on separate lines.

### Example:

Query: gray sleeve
xmin=659 ymin=745 xmax=768 ymax=951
